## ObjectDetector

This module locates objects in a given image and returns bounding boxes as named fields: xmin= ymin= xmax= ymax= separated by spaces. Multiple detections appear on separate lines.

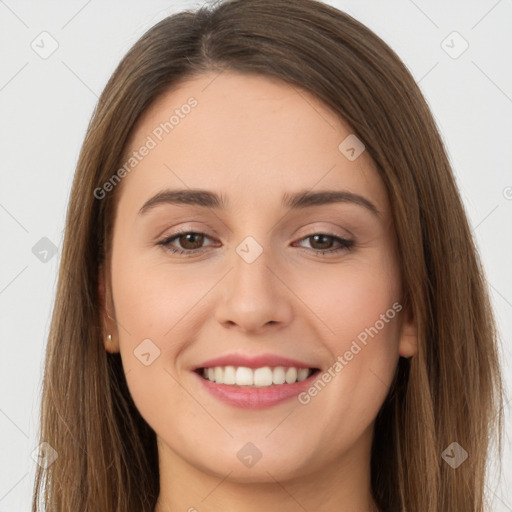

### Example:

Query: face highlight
xmin=99 ymin=71 xmax=417 ymax=509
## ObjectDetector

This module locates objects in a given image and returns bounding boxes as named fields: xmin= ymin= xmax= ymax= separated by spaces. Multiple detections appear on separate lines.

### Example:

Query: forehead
xmin=116 ymin=71 xmax=389 ymax=218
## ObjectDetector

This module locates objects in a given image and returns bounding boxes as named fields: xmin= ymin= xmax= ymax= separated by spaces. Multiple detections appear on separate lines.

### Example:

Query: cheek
xmin=110 ymin=253 xmax=204 ymax=403
xmin=111 ymin=257 xmax=206 ymax=430
xmin=112 ymin=250 xmax=207 ymax=341
xmin=291 ymin=249 xmax=401 ymax=353
xmin=290 ymin=248 xmax=402 ymax=411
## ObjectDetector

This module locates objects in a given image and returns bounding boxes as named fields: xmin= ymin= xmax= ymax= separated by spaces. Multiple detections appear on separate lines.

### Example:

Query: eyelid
xmin=158 ymin=227 xmax=217 ymax=246
xmin=156 ymin=226 xmax=355 ymax=258
xmin=158 ymin=223 xmax=350 ymax=244
xmin=295 ymin=223 xmax=353 ymax=240
xmin=159 ymin=221 xmax=351 ymax=239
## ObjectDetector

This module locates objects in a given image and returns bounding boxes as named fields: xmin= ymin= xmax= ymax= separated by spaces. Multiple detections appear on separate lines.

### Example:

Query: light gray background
xmin=1 ymin=1 xmax=511 ymax=510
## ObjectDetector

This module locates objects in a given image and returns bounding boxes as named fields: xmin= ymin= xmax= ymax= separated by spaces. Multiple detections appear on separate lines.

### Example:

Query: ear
xmin=98 ymin=265 xmax=120 ymax=353
xmin=398 ymin=305 xmax=418 ymax=358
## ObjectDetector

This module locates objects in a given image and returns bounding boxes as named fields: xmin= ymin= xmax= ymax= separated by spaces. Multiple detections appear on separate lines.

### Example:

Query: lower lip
xmin=192 ymin=369 xmax=320 ymax=409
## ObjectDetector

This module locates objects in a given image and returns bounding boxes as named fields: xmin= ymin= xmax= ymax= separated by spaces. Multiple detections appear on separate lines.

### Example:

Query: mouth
xmin=194 ymin=366 xmax=321 ymax=388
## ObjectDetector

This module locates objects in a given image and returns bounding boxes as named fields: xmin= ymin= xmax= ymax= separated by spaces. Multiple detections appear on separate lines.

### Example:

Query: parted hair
xmin=32 ymin=1 xmax=504 ymax=511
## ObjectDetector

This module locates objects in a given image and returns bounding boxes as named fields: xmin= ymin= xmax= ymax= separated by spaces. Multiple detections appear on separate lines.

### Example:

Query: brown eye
xmin=157 ymin=231 xmax=214 ymax=256
xmin=176 ymin=232 xmax=205 ymax=250
xmin=295 ymin=233 xmax=354 ymax=255
xmin=309 ymin=234 xmax=334 ymax=250
xmin=157 ymin=230 xmax=354 ymax=258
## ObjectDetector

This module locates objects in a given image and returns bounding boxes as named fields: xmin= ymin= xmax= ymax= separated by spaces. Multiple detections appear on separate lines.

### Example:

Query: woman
xmin=32 ymin=0 xmax=504 ymax=510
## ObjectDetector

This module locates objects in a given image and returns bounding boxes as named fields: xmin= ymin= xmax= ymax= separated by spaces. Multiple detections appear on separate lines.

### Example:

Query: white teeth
xmin=235 ymin=366 xmax=253 ymax=386
xmin=285 ymin=367 xmax=297 ymax=383
xmin=254 ymin=367 xmax=273 ymax=387
xmin=297 ymin=368 xmax=310 ymax=382
xmin=200 ymin=365 xmax=315 ymax=386
xmin=273 ymin=366 xmax=286 ymax=384
xmin=214 ymin=367 xmax=223 ymax=383
xmin=223 ymin=365 xmax=236 ymax=385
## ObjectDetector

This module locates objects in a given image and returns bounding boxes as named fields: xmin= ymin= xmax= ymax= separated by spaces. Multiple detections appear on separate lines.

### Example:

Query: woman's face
xmin=100 ymin=71 xmax=416 ymax=485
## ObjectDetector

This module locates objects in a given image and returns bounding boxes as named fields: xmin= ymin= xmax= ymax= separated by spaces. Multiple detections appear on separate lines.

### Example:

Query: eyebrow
xmin=138 ymin=188 xmax=380 ymax=217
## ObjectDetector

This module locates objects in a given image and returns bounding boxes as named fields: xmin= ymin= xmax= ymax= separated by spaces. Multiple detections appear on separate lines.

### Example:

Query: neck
xmin=153 ymin=426 xmax=379 ymax=512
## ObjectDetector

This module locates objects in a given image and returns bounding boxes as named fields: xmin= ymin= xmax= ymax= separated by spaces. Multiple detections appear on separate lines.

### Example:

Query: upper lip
xmin=192 ymin=353 xmax=320 ymax=371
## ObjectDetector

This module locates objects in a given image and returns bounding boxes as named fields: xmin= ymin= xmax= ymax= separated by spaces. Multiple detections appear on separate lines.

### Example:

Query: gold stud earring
xmin=105 ymin=333 xmax=112 ymax=352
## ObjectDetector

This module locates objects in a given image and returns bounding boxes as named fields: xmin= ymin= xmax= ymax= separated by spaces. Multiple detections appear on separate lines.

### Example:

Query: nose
xmin=214 ymin=243 xmax=294 ymax=334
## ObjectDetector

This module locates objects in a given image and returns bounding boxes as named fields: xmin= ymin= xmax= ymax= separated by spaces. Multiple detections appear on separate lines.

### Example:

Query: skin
xmin=98 ymin=71 xmax=418 ymax=512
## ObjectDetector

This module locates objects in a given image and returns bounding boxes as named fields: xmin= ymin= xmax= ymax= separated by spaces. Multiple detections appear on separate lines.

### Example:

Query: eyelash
xmin=156 ymin=229 xmax=355 ymax=257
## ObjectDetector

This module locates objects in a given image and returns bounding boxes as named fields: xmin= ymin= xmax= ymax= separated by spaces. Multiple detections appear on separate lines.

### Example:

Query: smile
xmin=197 ymin=365 xmax=317 ymax=387
xmin=193 ymin=366 xmax=322 ymax=409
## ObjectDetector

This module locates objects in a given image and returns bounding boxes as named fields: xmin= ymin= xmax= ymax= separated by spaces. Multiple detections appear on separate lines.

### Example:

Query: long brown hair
xmin=32 ymin=1 xmax=505 ymax=510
